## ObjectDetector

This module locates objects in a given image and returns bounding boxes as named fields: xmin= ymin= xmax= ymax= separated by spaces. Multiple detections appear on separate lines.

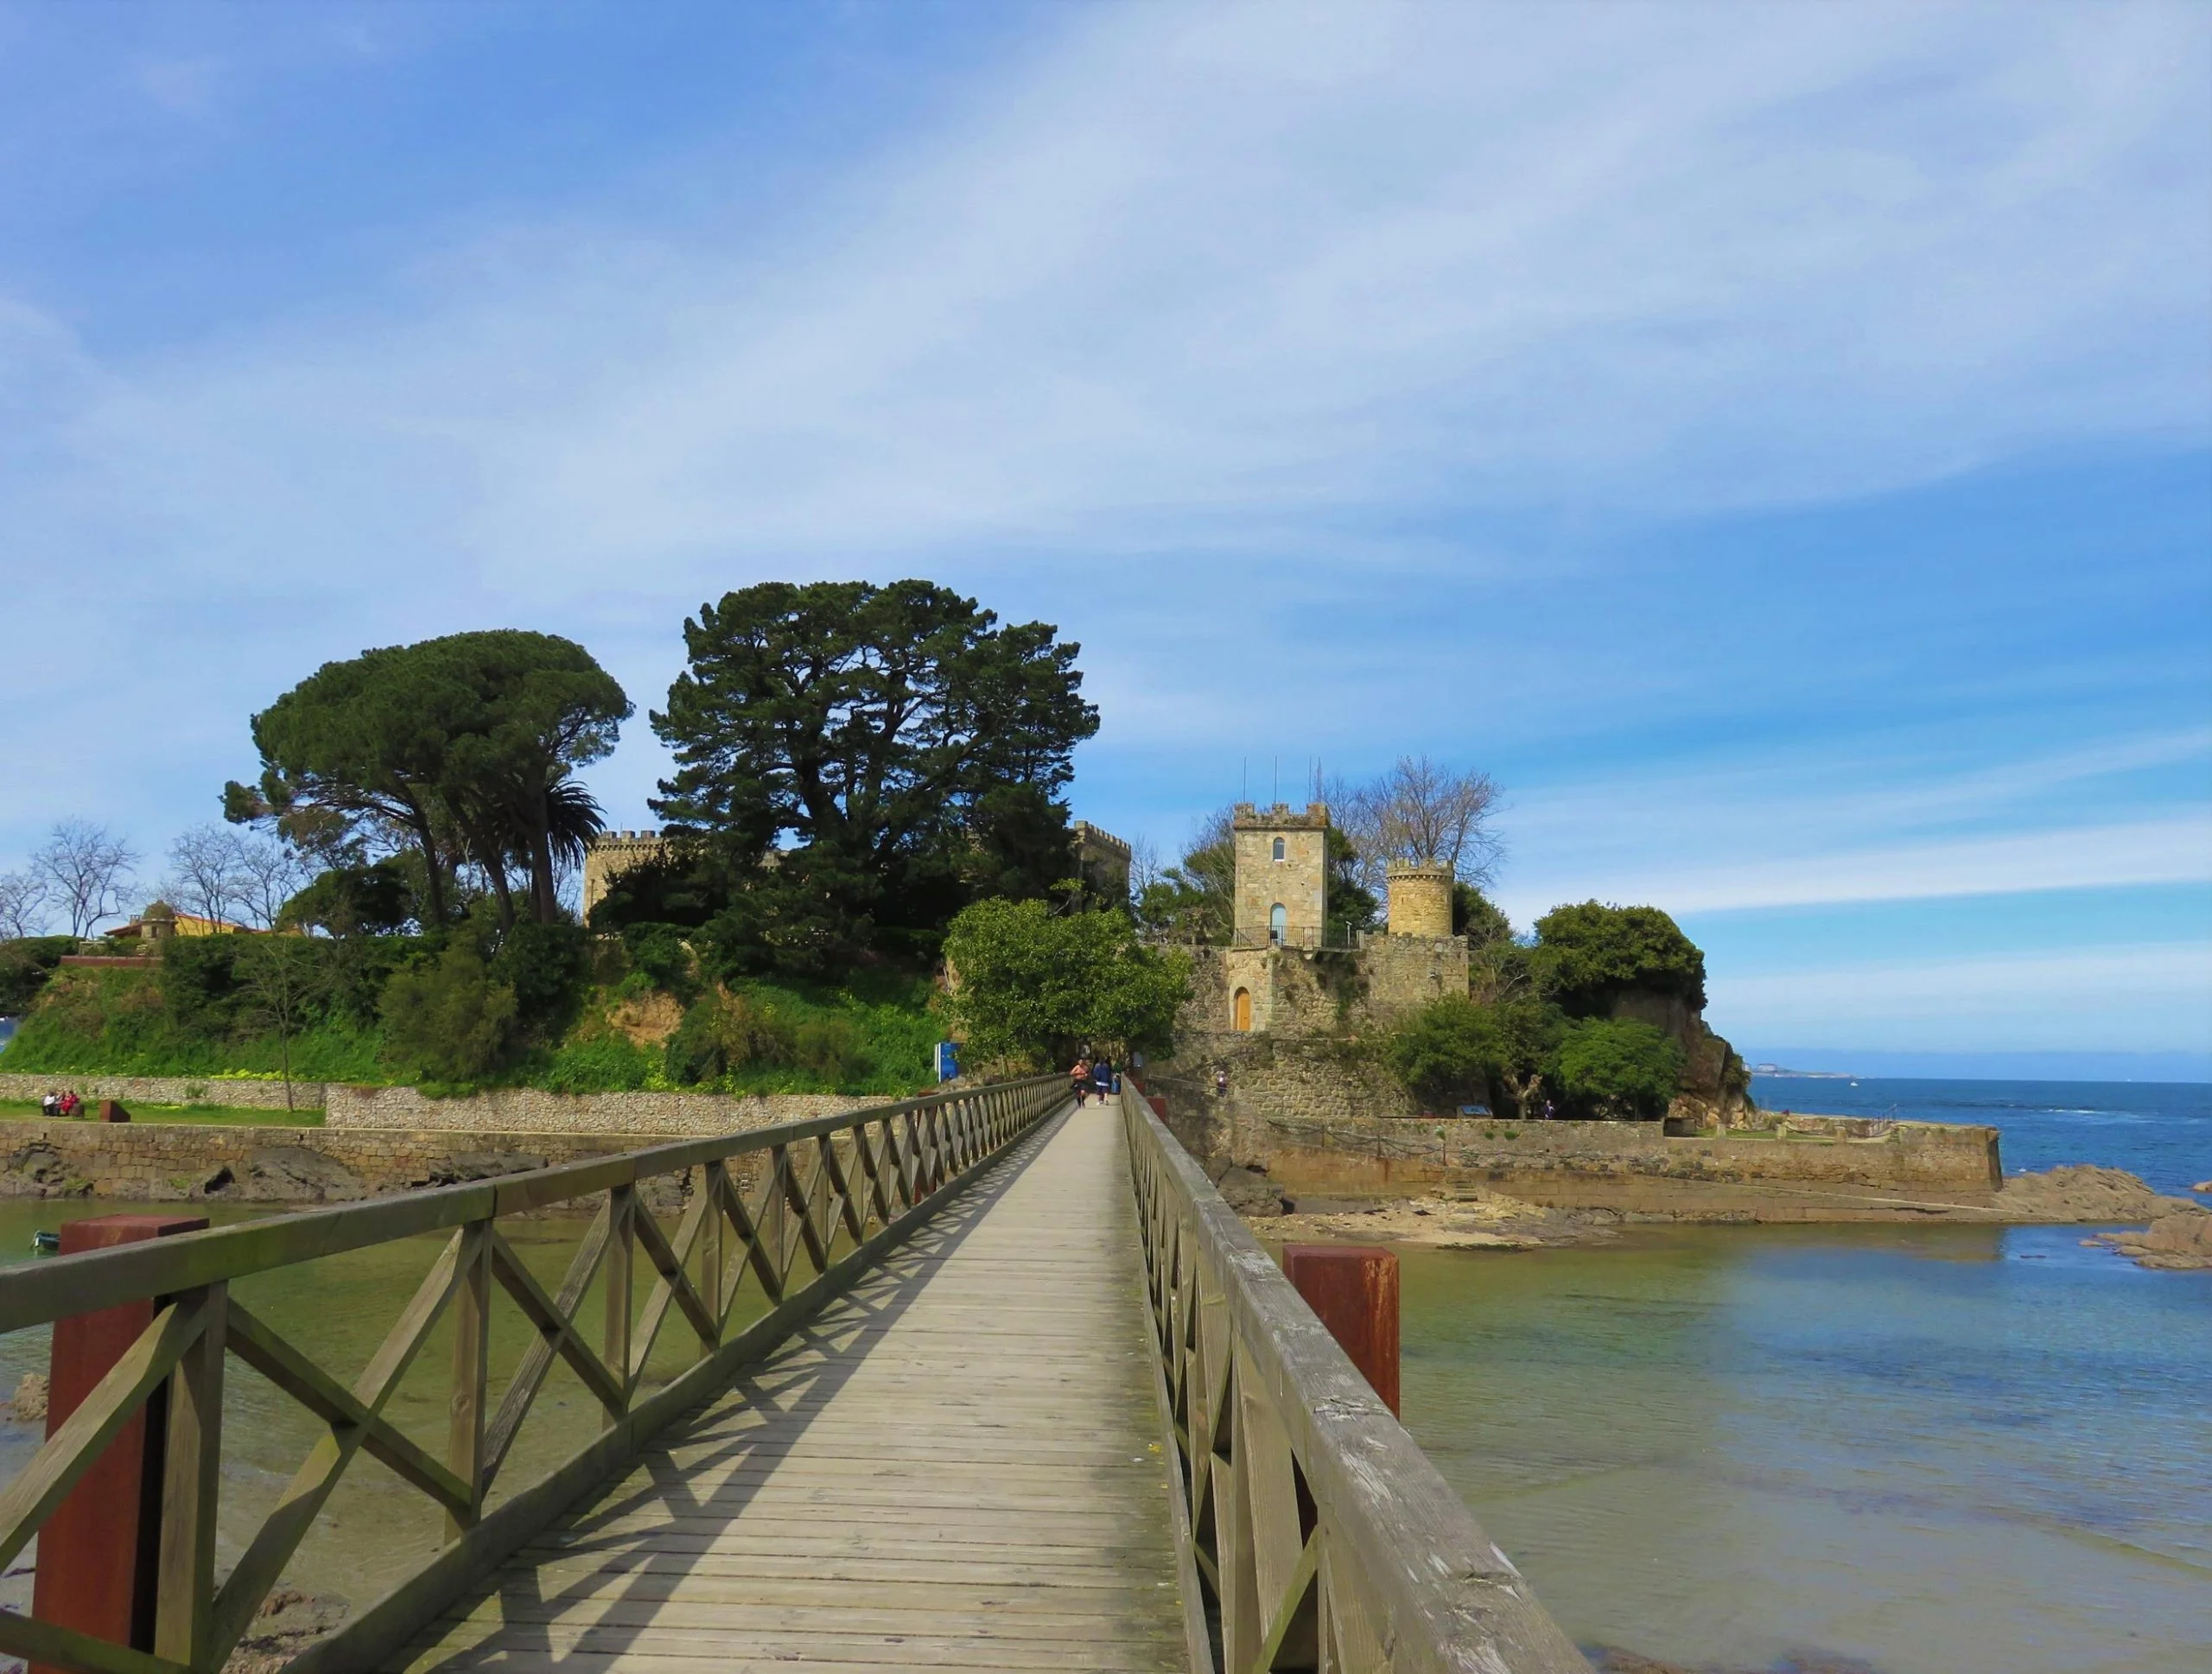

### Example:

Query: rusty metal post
xmin=1281 ymin=1243 xmax=1400 ymax=1416
xmin=30 ymin=1213 xmax=207 ymax=1670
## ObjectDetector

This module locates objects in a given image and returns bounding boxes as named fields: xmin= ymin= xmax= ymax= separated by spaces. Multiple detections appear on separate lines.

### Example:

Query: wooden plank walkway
xmin=392 ymin=1102 xmax=1188 ymax=1674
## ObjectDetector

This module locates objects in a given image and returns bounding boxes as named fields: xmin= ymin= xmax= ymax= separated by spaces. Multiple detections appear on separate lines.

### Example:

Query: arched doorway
xmin=1268 ymin=902 xmax=1287 ymax=944
xmin=1232 ymin=988 xmax=1252 ymax=1031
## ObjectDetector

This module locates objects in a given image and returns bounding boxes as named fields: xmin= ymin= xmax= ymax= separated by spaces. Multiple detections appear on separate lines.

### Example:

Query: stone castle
xmin=1192 ymin=802 xmax=1469 ymax=1037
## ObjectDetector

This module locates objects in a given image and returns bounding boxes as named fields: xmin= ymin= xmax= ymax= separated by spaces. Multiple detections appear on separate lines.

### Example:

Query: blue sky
xmin=1 ymin=1 xmax=2207 ymax=1074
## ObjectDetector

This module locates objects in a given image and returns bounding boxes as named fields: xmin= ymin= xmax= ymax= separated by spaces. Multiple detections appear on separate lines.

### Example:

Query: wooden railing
xmin=1118 ymin=1087 xmax=1591 ymax=1674
xmin=0 ymin=1075 xmax=1065 ymax=1674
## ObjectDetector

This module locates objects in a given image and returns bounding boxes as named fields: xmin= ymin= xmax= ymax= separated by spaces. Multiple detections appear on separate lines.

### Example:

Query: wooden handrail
xmin=1117 ymin=1085 xmax=1591 ymax=1674
xmin=0 ymin=1074 xmax=1065 ymax=1674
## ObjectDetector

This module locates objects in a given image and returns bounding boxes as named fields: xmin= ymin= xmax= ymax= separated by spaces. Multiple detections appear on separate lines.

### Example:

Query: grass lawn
xmin=0 ymin=1099 xmax=324 ymax=1128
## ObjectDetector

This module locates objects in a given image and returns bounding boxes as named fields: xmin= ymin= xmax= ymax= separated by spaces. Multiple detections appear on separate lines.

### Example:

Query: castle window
xmin=1233 ymin=988 xmax=1252 ymax=1031
xmin=1272 ymin=837 xmax=1286 ymax=862
xmin=1269 ymin=902 xmax=1287 ymax=943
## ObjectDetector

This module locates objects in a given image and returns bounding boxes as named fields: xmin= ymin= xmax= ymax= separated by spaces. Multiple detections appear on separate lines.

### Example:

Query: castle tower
xmin=1232 ymin=803 xmax=1328 ymax=948
xmin=1385 ymin=862 xmax=1453 ymax=938
xmin=582 ymin=830 xmax=671 ymax=920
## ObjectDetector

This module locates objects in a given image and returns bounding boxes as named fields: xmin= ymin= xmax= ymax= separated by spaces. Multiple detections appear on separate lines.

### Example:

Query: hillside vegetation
xmin=0 ymin=932 xmax=941 ymax=1098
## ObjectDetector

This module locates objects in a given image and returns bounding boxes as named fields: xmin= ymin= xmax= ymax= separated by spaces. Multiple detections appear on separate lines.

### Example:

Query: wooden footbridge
xmin=0 ymin=1082 xmax=1587 ymax=1674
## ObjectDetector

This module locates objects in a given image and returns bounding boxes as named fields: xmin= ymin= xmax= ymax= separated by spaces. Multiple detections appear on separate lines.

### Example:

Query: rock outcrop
xmin=2091 ymin=1206 xmax=2212 ymax=1270
xmin=1993 ymin=1164 xmax=2191 ymax=1222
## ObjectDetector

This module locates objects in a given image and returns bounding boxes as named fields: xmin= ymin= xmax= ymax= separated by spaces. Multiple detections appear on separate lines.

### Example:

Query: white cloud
xmin=1707 ymin=942 xmax=2212 ymax=1051
xmin=1491 ymin=727 xmax=2212 ymax=920
xmin=1503 ymin=815 xmax=2212 ymax=920
xmin=1 ymin=0 xmax=2207 ymax=922
xmin=4 ymin=0 xmax=2204 ymax=606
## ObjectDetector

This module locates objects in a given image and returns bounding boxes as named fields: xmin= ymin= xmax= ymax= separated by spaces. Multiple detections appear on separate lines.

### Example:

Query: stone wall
xmin=1136 ymin=1039 xmax=2004 ymax=1219
xmin=1358 ymin=934 xmax=1470 ymax=1021
xmin=0 ymin=1072 xmax=324 ymax=1110
xmin=323 ymin=1085 xmax=863 ymax=1136
xmin=1231 ymin=803 xmax=1330 ymax=945
xmin=0 ymin=1072 xmax=873 ymax=1136
xmin=0 ymin=1121 xmax=734 ymax=1209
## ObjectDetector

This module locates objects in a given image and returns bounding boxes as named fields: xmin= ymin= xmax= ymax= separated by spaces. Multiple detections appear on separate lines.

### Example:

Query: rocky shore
xmin=2087 ymin=1206 xmax=2212 ymax=1270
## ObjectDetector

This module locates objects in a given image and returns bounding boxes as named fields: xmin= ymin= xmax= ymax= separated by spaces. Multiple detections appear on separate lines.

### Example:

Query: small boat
xmin=30 ymin=1230 xmax=60 ymax=1254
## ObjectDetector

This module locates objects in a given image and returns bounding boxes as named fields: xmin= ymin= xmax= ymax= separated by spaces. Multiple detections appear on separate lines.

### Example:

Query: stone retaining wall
xmin=0 ymin=1122 xmax=756 ymax=1210
xmin=0 ymin=1071 xmax=874 ymax=1134
xmin=1238 ymin=1111 xmax=2002 ymax=1204
xmin=322 ymin=1084 xmax=863 ymax=1135
xmin=1139 ymin=1041 xmax=2003 ymax=1219
xmin=0 ymin=1072 xmax=325 ymax=1110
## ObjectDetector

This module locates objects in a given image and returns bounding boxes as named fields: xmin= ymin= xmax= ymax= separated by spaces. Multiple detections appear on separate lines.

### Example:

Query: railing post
xmin=30 ymin=1212 xmax=207 ymax=1674
xmin=605 ymin=1185 xmax=634 ymax=1421
xmin=154 ymin=1281 xmax=226 ymax=1672
xmin=699 ymin=1163 xmax=727 ymax=1354
xmin=445 ymin=1219 xmax=491 ymax=1537
xmin=1281 ymin=1245 xmax=1401 ymax=1416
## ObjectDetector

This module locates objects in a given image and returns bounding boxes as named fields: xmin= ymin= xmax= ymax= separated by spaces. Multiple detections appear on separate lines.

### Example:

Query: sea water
xmin=1747 ymin=1073 xmax=2209 ymax=1195
xmin=1402 ymin=1078 xmax=2211 ymax=1674
xmin=1 ymin=1081 xmax=2205 ymax=1668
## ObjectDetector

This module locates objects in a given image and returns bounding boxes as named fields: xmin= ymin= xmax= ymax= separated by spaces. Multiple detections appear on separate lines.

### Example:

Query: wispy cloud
xmin=1707 ymin=942 xmax=2212 ymax=1052
xmin=4 ymin=0 xmax=2204 ymax=605
xmin=1493 ymin=728 xmax=2212 ymax=920
xmin=0 ymin=2 xmax=2206 ymax=1057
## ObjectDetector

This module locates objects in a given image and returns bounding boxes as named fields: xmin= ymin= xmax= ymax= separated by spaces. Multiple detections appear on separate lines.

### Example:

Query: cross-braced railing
xmin=0 ymin=1074 xmax=1064 ymax=1674
xmin=1118 ymin=1086 xmax=1591 ymax=1674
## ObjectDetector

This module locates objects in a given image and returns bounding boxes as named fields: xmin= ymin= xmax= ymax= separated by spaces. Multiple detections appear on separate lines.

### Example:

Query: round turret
xmin=142 ymin=901 xmax=179 ymax=940
xmin=1384 ymin=862 xmax=1453 ymax=939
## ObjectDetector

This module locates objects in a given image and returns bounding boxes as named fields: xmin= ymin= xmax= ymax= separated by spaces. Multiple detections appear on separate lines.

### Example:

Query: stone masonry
xmin=1 ymin=1073 xmax=866 ymax=1135
xmin=0 ymin=1121 xmax=744 ymax=1210
xmin=1231 ymin=803 xmax=1330 ymax=948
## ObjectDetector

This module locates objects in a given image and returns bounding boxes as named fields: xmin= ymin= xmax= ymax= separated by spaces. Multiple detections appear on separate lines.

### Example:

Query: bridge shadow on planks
xmin=395 ymin=1103 xmax=1144 ymax=1672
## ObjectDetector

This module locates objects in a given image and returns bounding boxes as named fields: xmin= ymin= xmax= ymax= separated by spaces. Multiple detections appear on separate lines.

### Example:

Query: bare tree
xmin=33 ymin=821 xmax=140 ymax=939
xmin=232 ymin=938 xmax=327 ymax=1111
xmin=232 ymin=832 xmax=311 ymax=930
xmin=164 ymin=824 xmax=250 ymax=929
xmin=1126 ymin=837 xmax=1166 ymax=900
xmin=1338 ymin=756 xmax=1503 ymax=885
xmin=0 ymin=871 xmax=48 ymax=940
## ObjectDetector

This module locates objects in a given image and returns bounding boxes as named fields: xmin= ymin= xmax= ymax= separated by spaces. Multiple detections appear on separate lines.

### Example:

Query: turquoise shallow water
xmin=3 ymin=1080 xmax=2205 ymax=1665
xmin=1400 ymin=1079 xmax=2211 ymax=1672
xmin=1401 ymin=1222 xmax=2211 ymax=1673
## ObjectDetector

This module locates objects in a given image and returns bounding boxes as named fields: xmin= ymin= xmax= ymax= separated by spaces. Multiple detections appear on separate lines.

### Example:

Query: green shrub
xmin=664 ymin=990 xmax=793 ymax=1085
xmin=0 ymin=938 xmax=75 ymax=1015
xmin=491 ymin=921 xmax=588 ymax=1034
xmin=380 ymin=947 xmax=518 ymax=1082
xmin=619 ymin=923 xmax=700 ymax=1003
xmin=537 ymin=1034 xmax=662 ymax=1093
xmin=1533 ymin=902 xmax=1707 ymax=1015
xmin=1386 ymin=996 xmax=1509 ymax=1111
xmin=158 ymin=936 xmax=246 ymax=1034
xmin=1551 ymin=1017 xmax=1686 ymax=1120
xmin=941 ymin=898 xmax=1189 ymax=1072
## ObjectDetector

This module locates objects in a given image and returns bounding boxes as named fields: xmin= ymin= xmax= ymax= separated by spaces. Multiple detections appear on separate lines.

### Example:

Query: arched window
xmin=1232 ymin=988 xmax=1252 ymax=1031
xmin=1272 ymin=837 xmax=1286 ymax=862
xmin=1269 ymin=902 xmax=1287 ymax=942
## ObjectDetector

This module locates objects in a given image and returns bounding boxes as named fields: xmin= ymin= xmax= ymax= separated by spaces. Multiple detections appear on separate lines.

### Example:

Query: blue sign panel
xmin=935 ymin=1040 xmax=959 ymax=1083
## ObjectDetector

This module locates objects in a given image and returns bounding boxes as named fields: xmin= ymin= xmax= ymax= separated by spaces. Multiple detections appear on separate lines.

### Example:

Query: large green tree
xmin=1531 ymin=901 xmax=1707 ymax=1016
xmin=230 ymin=631 xmax=629 ymax=930
xmin=942 ymin=898 xmax=1188 ymax=1071
xmin=1551 ymin=1017 xmax=1687 ymax=1119
xmin=651 ymin=581 xmax=1099 ymax=956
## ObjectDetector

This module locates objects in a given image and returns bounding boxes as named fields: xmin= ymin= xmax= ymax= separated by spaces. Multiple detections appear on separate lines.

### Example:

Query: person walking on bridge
xmin=1070 ymin=1054 xmax=1091 ymax=1107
